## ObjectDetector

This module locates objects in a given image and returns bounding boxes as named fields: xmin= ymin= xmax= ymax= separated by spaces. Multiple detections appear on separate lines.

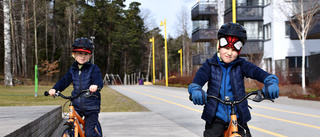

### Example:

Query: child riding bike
xmin=188 ymin=22 xmax=279 ymax=137
xmin=48 ymin=37 xmax=104 ymax=137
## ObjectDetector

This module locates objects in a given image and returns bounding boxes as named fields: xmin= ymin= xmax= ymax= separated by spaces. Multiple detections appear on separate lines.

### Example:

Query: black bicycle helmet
xmin=71 ymin=37 xmax=94 ymax=54
xmin=218 ymin=22 xmax=247 ymax=45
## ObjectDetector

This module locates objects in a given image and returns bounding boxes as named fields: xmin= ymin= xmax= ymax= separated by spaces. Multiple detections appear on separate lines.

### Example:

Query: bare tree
xmin=4 ymin=0 xmax=13 ymax=86
xmin=176 ymin=5 xmax=192 ymax=76
xmin=139 ymin=8 xmax=157 ymax=81
xmin=33 ymin=0 xmax=38 ymax=67
xmin=21 ymin=0 xmax=27 ymax=78
xmin=139 ymin=8 xmax=157 ymax=32
xmin=278 ymin=0 xmax=320 ymax=93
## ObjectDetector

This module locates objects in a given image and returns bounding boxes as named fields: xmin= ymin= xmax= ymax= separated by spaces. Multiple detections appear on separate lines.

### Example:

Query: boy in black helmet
xmin=188 ymin=22 xmax=279 ymax=137
xmin=48 ymin=37 xmax=103 ymax=137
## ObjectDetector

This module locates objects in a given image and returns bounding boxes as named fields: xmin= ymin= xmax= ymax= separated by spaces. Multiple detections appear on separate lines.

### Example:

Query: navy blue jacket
xmin=52 ymin=61 xmax=104 ymax=112
xmin=193 ymin=53 xmax=270 ymax=124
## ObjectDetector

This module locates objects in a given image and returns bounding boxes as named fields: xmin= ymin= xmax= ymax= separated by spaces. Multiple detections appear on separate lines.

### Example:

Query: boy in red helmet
xmin=188 ymin=22 xmax=279 ymax=137
xmin=48 ymin=37 xmax=103 ymax=137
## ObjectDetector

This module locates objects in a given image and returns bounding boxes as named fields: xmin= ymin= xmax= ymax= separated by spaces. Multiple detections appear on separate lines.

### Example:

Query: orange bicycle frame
xmin=64 ymin=105 xmax=85 ymax=137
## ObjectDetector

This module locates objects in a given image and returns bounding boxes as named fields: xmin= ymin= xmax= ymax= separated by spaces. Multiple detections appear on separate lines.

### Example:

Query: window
xmin=286 ymin=56 xmax=309 ymax=68
xmin=285 ymin=22 xmax=291 ymax=37
xmin=264 ymin=58 xmax=272 ymax=72
xmin=264 ymin=23 xmax=271 ymax=40
xmin=239 ymin=21 xmax=263 ymax=40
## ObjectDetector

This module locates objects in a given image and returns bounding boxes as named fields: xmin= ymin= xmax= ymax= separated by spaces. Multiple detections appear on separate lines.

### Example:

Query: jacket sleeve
xmin=241 ymin=60 xmax=270 ymax=83
xmin=52 ymin=68 xmax=73 ymax=92
xmin=192 ymin=59 xmax=211 ymax=87
xmin=92 ymin=65 xmax=104 ymax=89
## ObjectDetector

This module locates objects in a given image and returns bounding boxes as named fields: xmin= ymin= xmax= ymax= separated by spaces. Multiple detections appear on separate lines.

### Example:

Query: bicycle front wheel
xmin=95 ymin=121 xmax=103 ymax=136
xmin=58 ymin=125 xmax=75 ymax=137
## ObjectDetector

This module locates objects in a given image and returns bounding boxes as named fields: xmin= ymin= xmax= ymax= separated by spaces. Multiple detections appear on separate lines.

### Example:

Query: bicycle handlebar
xmin=44 ymin=88 xmax=101 ymax=100
xmin=208 ymin=90 xmax=273 ymax=106
xmin=189 ymin=89 xmax=273 ymax=105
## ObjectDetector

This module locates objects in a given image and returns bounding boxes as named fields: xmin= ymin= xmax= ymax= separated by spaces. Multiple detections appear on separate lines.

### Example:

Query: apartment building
xmin=191 ymin=0 xmax=320 ymax=83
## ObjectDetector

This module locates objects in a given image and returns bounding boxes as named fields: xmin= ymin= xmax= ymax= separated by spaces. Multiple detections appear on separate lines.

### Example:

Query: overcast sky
xmin=124 ymin=0 xmax=197 ymax=38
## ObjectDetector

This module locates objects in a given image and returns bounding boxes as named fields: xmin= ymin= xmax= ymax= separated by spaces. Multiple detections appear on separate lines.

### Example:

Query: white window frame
xmin=264 ymin=23 xmax=271 ymax=40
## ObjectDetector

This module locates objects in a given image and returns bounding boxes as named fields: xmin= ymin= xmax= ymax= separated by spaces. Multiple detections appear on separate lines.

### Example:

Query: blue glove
xmin=263 ymin=75 xmax=279 ymax=99
xmin=188 ymin=83 xmax=207 ymax=105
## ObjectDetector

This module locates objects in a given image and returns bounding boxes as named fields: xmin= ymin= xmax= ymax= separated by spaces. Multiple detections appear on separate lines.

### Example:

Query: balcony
xmin=224 ymin=6 xmax=264 ymax=22
xmin=192 ymin=54 xmax=212 ymax=65
xmin=237 ymin=7 xmax=263 ymax=21
xmin=192 ymin=28 xmax=218 ymax=42
xmin=191 ymin=1 xmax=218 ymax=20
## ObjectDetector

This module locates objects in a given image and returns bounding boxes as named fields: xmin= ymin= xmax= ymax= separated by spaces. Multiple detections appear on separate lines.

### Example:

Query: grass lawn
xmin=0 ymin=85 xmax=148 ymax=112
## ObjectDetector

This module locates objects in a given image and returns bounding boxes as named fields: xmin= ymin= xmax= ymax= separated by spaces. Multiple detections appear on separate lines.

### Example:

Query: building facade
xmin=191 ymin=0 xmax=320 ymax=83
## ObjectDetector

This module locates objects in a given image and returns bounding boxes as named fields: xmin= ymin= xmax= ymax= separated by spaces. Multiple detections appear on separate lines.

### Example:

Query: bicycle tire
xmin=57 ymin=125 xmax=76 ymax=137
xmin=95 ymin=121 xmax=103 ymax=136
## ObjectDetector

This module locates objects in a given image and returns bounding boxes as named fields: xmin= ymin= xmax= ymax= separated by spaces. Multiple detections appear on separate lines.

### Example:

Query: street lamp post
xmin=149 ymin=37 xmax=155 ymax=84
xmin=90 ymin=36 xmax=95 ymax=64
xmin=160 ymin=19 xmax=168 ymax=86
xmin=178 ymin=49 xmax=182 ymax=76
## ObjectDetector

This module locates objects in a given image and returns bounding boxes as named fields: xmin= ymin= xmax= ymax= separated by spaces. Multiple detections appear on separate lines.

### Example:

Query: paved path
xmin=109 ymin=85 xmax=320 ymax=137
xmin=2 ymin=85 xmax=320 ymax=137
xmin=100 ymin=112 xmax=198 ymax=137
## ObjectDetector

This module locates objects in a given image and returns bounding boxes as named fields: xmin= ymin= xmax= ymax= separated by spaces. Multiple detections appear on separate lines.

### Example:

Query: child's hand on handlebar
xmin=89 ymin=85 xmax=98 ymax=93
xmin=48 ymin=89 xmax=56 ymax=96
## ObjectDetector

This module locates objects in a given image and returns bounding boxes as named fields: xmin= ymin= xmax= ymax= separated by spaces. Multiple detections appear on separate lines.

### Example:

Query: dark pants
xmin=79 ymin=110 xmax=101 ymax=137
xmin=204 ymin=117 xmax=251 ymax=137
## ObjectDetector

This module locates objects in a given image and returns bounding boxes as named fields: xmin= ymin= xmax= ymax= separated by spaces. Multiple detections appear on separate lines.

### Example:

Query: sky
xmin=124 ymin=0 xmax=197 ymax=38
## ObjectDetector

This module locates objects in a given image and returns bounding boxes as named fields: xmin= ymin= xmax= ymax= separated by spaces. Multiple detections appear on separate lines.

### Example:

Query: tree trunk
xmin=10 ymin=0 xmax=17 ymax=77
xmin=21 ymin=0 xmax=27 ymax=78
xmin=45 ymin=0 xmax=48 ymax=61
xmin=51 ymin=0 xmax=56 ymax=63
xmin=33 ymin=0 xmax=38 ymax=66
xmin=4 ymin=0 xmax=13 ymax=86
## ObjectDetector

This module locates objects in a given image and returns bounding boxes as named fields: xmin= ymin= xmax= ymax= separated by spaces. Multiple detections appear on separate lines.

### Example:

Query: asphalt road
xmin=109 ymin=85 xmax=320 ymax=137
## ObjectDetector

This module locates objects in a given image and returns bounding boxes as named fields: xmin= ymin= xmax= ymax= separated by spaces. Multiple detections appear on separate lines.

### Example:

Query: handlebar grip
xmin=44 ymin=91 xmax=49 ymax=96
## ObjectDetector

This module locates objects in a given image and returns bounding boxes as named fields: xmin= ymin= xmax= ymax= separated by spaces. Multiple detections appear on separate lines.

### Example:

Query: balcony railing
xmin=192 ymin=28 xmax=218 ymax=42
xmin=191 ymin=1 xmax=218 ymax=20
xmin=237 ymin=7 xmax=263 ymax=21
xmin=192 ymin=54 xmax=212 ymax=65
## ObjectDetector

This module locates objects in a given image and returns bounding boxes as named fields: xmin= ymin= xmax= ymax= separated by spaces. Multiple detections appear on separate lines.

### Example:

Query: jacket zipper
xmin=79 ymin=70 xmax=83 ymax=112
xmin=223 ymin=67 xmax=229 ymax=122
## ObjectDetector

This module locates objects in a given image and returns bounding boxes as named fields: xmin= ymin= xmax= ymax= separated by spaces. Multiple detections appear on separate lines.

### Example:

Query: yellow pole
xmin=149 ymin=37 xmax=155 ymax=84
xmin=178 ymin=49 xmax=182 ymax=76
xmin=232 ymin=0 xmax=236 ymax=23
xmin=161 ymin=19 xmax=168 ymax=86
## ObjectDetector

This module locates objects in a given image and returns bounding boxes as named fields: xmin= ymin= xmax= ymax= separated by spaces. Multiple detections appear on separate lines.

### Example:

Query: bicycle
xmin=191 ymin=89 xmax=273 ymax=137
xmin=44 ymin=89 xmax=102 ymax=137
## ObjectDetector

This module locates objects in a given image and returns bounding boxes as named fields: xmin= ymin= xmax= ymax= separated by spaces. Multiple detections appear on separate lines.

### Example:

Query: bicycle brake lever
xmin=252 ymin=90 xmax=264 ymax=102
xmin=54 ymin=92 xmax=60 ymax=98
